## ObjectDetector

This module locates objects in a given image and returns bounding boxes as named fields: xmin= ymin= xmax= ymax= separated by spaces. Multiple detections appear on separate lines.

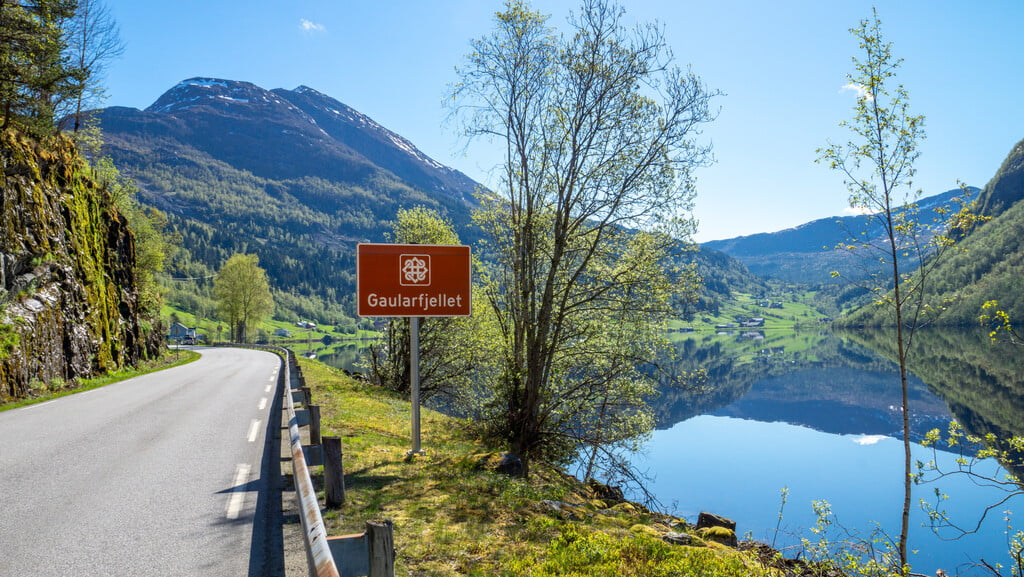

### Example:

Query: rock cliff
xmin=1 ymin=129 xmax=152 ymax=401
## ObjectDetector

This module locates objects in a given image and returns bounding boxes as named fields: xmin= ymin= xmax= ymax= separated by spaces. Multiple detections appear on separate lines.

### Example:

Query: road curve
xmin=0 ymin=347 xmax=282 ymax=577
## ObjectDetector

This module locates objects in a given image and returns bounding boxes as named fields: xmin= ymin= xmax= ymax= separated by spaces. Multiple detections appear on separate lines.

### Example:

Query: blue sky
xmin=100 ymin=0 xmax=1024 ymax=242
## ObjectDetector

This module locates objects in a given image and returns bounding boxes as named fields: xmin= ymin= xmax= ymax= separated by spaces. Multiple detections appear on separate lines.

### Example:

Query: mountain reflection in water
xmin=642 ymin=327 xmax=1024 ymax=575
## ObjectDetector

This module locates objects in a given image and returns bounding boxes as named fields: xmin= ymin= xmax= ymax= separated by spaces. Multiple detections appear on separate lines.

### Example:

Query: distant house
xmin=273 ymin=328 xmax=291 ymax=337
xmin=168 ymin=322 xmax=197 ymax=343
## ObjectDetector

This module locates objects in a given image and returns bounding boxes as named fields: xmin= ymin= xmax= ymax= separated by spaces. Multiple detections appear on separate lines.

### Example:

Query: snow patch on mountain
xmin=180 ymin=78 xmax=228 ymax=89
xmin=139 ymin=77 xmax=481 ymax=203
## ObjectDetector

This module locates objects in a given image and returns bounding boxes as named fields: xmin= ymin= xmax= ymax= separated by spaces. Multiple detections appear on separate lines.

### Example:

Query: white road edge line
xmin=264 ymin=384 xmax=272 ymax=393
xmin=20 ymin=388 xmax=102 ymax=411
xmin=258 ymin=397 xmax=268 ymax=411
xmin=247 ymin=419 xmax=261 ymax=443
xmin=226 ymin=464 xmax=251 ymax=520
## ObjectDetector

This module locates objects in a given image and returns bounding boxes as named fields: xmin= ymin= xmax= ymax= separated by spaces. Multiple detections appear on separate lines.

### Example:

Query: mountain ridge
xmin=104 ymin=77 xmax=481 ymax=203
xmin=703 ymin=187 xmax=974 ymax=285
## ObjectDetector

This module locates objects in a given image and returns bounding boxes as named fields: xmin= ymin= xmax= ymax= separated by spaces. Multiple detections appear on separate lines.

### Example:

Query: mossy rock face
xmin=563 ymin=492 xmax=587 ymax=506
xmin=592 ymin=513 xmax=630 ymax=529
xmin=629 ymin=524 xmax=662 ymax=538
xmin=537 ymin=500 xmax=588 ymax=521
xmin=1 ymin=130 xmax=151 ymax=401
xmin=696 ymin=526 xmax=738 ymax=547
xmin=610 ymin=502 xmax=638 ymax=514
xmin=662 ymin=531 xmax=694 ymax=546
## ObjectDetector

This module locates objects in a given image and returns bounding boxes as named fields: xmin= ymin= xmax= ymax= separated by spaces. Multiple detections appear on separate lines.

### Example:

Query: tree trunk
xmin=888 ymin=221 xmax=911 ymax=573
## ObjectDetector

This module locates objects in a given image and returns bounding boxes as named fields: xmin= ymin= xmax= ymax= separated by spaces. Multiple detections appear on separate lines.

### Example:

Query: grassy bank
xmin=298 ymin=357 xmax=779 ymax=577
xmin=0 ymin=349 xmax=200 ymax=411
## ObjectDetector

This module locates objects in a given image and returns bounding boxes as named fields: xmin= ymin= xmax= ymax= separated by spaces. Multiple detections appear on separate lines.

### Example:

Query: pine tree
xmin=0 ymin=0 xmax=83 ymax=134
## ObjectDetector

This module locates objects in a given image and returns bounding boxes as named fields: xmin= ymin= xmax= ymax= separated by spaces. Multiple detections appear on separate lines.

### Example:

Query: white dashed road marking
xmin=246 ymin=419 xmax=261 ymax=443
xmin=225 ymin=464 xmax=251 ymax=520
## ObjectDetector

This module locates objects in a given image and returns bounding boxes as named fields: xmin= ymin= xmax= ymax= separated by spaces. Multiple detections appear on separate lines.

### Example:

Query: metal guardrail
xmin=222 ymin=343 xmax=393 ymax=577
xmin=284 ymin=349 xmax=343 ymax=577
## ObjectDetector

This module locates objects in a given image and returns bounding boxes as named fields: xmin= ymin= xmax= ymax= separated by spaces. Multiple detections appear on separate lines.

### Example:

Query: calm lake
xmin=317 ymin=327 xmax=1024 ymax=574
xmin=641 ymin=327 xmax=1023 ymax=574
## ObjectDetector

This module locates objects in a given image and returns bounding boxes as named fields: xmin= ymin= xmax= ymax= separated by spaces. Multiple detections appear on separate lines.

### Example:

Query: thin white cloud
xmin=841 ymin=82 xmax=873 ymax=101
xmin=300 ymin=19 xmax=325 ymax=32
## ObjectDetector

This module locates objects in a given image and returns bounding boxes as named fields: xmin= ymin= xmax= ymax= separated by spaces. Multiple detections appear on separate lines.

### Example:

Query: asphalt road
xmin=0 ymin=347 xmax=285 ymax=577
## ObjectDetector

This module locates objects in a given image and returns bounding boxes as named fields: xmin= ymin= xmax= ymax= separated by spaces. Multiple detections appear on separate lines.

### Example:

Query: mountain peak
xmin=293 ymin=85 xmax=325 ymax=97
xmin=109 ymin=77 xmax=480 ymax=204
xmin=146 ymin=77 xmax=291 ymax=115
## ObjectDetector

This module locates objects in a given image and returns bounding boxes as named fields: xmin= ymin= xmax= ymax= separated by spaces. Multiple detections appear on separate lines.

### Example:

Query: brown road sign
xmin=357 ymin=244 xmax=472 ymax=317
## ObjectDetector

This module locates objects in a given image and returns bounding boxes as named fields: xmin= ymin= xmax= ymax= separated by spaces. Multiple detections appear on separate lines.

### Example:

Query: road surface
xmin=0 ymin=347 xmax=287 ymax=577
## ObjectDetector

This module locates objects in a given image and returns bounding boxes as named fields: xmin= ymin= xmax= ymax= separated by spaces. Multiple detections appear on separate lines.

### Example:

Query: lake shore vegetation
xmin=300 ymin=356 xmax=796 ymax=577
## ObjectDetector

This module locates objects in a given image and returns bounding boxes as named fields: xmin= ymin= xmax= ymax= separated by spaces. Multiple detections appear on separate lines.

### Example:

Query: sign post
xmin=357 ymin=244 xmax=471 ymax=455
xmin=409 ymin=316 xmax=420 ymax=453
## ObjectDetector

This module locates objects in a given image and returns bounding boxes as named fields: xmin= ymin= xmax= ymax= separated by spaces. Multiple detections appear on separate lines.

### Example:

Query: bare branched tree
xmin=59 ymin=0 xmax=123 ymax=133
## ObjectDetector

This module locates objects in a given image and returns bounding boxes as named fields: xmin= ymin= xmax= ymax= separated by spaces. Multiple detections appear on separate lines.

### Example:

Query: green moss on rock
xmin=1 ymin=129 xmax=156 ymax=401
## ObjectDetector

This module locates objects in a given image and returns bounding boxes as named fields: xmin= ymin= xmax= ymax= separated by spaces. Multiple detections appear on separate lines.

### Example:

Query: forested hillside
xmin=843 ymin=138 xmax=1024 ymax=326
xmin=97 ymin=78 xmax=767 ymax=325
xmin=683 ymin=246 xmax=769 ymax=317
xmin=97 ymin=78 xmax=481 ymax=324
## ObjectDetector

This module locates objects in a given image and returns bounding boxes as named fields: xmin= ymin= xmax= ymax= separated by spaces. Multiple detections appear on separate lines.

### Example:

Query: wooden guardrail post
xmin=367 ymin=520 xmax=395 ymax=577
xmin=301 ymin=386 xmax=312 ymax=406
xmin=323 ymin=436 xmax=345 ymax=507
xmin=309 ymin=405 xmax=322 ymax=446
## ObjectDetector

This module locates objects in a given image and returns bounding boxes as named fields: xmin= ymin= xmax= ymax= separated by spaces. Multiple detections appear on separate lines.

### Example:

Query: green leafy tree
xmin=451 ymin=0 xmax=714 ymax=476
xmin=213 ymin=253 xmax=274 ymax=342
xmin=818 ymin=10 xmax=921 ymax=570
xmin=366 ymin=207 xmax=496 ymax=402
xmin=815 ymin=9 xmax=983 ymax=570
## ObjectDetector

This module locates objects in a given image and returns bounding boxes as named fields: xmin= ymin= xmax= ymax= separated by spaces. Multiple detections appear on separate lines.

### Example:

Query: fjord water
xmin=641 ymin=328 xmax=1022 ymax=574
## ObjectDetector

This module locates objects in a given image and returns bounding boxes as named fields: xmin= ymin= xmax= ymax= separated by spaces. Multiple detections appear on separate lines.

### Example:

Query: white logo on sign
xmin=400 ymin=255 xmax=430 ymax=286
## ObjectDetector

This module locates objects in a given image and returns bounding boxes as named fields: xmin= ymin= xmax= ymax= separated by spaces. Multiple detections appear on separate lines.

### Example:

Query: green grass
xmin=0 ymin=350 xmax=200 ymax=412
xmin=673 ymin=290 xmax=831 ymax=332
xmin=298 ymin=357 xmax=779 ymax=577
xmin=160 ymin=303 xmax=380 ymax=343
